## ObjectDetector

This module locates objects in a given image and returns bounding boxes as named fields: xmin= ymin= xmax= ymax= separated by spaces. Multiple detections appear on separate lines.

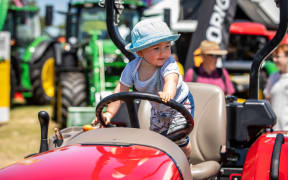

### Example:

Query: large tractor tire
xmin=30 ymin=48 xmax=55 ymax=105
xmin=54 ymin=72 xmax=87 ymax=128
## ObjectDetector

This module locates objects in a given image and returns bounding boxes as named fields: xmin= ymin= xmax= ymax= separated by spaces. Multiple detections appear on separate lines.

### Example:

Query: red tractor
xmin=0 ymin=0 xmax=287 ymax=179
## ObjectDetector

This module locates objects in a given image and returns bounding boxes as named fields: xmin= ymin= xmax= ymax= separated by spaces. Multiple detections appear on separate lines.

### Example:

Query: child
xmin=92 ymin=20 xmax=194 ymax=158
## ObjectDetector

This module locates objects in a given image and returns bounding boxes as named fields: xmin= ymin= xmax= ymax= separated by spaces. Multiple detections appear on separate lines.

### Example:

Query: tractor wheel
xmin=54 ymin=72 xmax=87 ymax=128
xmin=30 ymin=48 xmax=55 ymax=105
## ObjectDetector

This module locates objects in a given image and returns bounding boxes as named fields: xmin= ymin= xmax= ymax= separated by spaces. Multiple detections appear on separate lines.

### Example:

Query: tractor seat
xmin=138 ymin=82 xmax=227 ymax=180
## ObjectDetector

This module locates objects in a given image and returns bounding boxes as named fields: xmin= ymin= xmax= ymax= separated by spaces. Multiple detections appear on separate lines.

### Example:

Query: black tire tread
xmin=57 ymin=72 xmax=87 ymax=128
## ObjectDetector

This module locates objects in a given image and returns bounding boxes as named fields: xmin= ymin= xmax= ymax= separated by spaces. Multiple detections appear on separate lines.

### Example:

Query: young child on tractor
xmin=92 ymin=19 xmax=195 ymax=158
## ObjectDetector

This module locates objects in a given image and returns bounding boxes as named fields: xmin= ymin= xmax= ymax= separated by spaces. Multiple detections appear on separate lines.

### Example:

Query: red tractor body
xmin=230 ymin=22 xmax=267 ymax=35
xmin=242 ymin=132 xmax=288 ymax=180
xmin=0 ymin=144 xmax=182 ymax=180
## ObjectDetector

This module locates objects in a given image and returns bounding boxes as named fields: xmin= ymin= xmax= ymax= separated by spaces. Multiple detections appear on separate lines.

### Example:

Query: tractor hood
xmin=0 ymin=144 xmax=182 ymax=180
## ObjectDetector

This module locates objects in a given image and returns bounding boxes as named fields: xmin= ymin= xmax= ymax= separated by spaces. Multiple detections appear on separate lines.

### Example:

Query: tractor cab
xmin=65 ymin=1 xmax=142 ymax=44
xmin=63 ymin=0 xmax=144 ymax=91
xmin=3 ymin=5 xmax=41 ymax=48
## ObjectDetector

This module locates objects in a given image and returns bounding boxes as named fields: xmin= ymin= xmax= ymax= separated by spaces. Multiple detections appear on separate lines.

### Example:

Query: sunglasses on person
xmin=206 ymin=54 xmax=222 ymax=59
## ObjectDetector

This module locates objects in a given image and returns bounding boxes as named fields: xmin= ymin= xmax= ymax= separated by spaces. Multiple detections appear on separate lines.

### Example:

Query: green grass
xmin=0 ymin=105 xmax=58 ymax=169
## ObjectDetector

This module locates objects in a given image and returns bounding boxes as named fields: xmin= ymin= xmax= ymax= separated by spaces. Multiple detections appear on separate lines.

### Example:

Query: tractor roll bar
xmin=105 ymin=0 xmax=136 ymax=61
xmin=249 ymin=0 xmax=288 ymax=99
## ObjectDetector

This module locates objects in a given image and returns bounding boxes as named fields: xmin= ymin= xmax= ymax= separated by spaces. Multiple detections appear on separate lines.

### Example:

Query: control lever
xmin=38 ymin=111 xmax=49 ymax=153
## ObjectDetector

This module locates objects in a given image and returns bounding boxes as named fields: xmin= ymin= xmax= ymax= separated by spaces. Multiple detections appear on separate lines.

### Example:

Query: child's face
xmin=137 ymin=42 xmax=171 ymax=67
xmin=272 ymin=50 xmax=288 ymax=73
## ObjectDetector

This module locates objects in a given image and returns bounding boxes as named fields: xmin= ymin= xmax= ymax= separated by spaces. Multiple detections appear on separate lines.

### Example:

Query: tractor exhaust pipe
xmin=38 ymin=111 xmax=50 ymax=153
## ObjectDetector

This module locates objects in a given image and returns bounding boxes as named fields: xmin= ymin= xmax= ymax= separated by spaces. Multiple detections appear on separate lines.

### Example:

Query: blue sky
xmin=37 ymin=0 xmax=69 ymax=25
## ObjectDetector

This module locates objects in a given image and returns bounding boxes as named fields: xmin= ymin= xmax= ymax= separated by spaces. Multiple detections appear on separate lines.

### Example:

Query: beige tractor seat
xmin=138 ymin=82 xmax=227 ymax=180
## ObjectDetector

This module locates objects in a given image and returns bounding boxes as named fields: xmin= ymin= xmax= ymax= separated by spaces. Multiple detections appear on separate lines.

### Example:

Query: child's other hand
xmin=91 ymin=112 xmax=113 ymax=127
xmin=158 ymin=91 xmax=172 ymax=103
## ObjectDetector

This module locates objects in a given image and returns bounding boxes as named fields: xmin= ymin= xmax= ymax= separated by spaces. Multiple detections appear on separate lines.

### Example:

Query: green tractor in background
xmin=0 ymin=0 xmax=58 ymax=105
xmin=53 ymin=0 xmax=146 ymax=127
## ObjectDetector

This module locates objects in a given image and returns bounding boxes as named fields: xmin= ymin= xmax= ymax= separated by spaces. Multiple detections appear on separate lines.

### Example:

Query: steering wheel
xmin=95 ymin=92 xmax=194 ymax=141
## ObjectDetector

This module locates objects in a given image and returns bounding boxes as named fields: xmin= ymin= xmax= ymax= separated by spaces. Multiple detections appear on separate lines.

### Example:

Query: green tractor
xmin=53 ymin=0 xmax=146 ymax=127
xmin=0 ymin=0 xmax=58 ymax=105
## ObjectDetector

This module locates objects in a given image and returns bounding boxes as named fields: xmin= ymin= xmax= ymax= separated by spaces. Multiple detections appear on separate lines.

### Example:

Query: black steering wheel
xmin=95 ymin=92 xmax=194 ymax=141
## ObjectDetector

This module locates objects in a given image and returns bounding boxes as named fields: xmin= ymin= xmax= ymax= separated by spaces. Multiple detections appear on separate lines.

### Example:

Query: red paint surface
xmin=230 ymin=22 xmax=267 ymax=35
xmin=229 ymin=173 xmax=241 ymax=180
xmin=0 ymin=144 xmax=181 ymax=180
xmin=266 ymin=31 xmax=288 ymax=44
xmin=242 ymin=132 xmax=288 ymax=180
xmin=229 ymin=22 xmax=288 ymax=45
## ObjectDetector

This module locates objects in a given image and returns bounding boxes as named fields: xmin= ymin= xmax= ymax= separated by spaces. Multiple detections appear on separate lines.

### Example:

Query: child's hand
xmin=158 ymin=91 xmax=173 ymax=103
xmin=91 ymin=111 xmax=113 ymax=127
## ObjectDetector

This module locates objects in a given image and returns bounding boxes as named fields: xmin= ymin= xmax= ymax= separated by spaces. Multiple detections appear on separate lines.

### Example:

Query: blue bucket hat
xmin=125 ymin=20 xmax=180 ymax=52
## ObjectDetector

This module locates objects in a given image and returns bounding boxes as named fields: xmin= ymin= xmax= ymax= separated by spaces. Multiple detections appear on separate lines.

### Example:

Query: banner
xmin=184 ymin=0 xmax=237 ymax=71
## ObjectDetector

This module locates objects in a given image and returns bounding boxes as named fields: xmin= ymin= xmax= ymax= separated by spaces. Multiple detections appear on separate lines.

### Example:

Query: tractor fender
xmin=242 ymin=132 xmax=288 ymax=179
xmin=29 ymin=40 xmax=60 ymax=65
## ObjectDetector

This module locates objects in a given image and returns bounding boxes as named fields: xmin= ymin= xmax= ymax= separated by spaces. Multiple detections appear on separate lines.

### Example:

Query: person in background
xmin=184 ymin=40 xmax=235 ymax=95
xmin=263 ymin=65 xmax=280 ymax=102
xmin=264 ymin=44 xmax=288 ymax=131
xmin=92 ymin=19 xmax=195 ymax=158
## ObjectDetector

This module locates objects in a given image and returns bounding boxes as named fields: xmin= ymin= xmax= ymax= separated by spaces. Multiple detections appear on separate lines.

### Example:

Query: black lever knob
xmin=38 ymin=111 xmax=49 ymax=153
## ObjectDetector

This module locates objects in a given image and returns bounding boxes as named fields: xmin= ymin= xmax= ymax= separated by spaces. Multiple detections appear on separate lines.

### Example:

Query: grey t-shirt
xmin=264 ymin=71 xmax=280 ymax=99
xmin=120 ymin=56 xmax=189 ymax=103
xmin=270 ymin=73 xmax=288 ymax=131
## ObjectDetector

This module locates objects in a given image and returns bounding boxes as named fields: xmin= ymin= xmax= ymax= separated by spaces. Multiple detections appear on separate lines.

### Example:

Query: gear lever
xmin=38 ymin=111 xmax=49 ymax=153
